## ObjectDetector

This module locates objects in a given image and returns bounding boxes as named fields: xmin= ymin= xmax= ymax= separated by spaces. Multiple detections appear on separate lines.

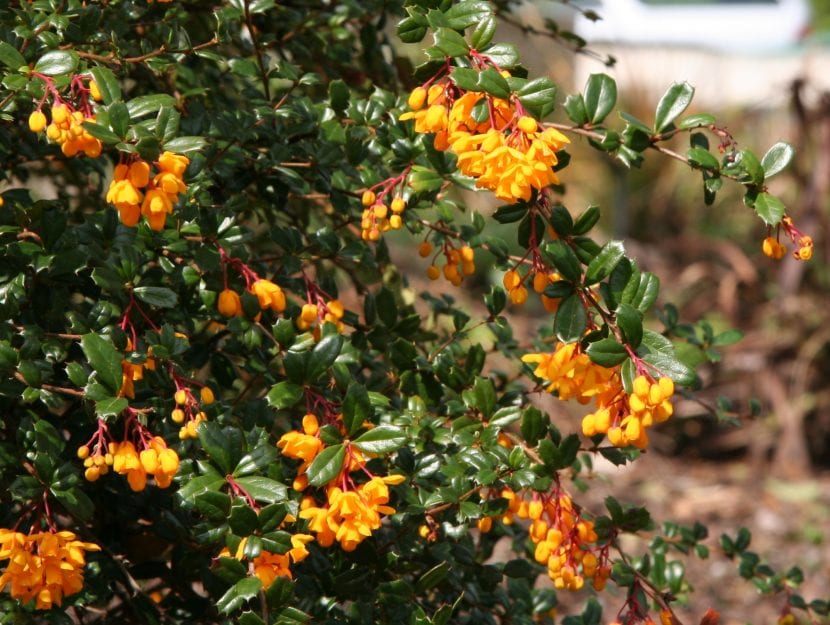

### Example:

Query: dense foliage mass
xmin=0 ymin=1 xmax=825 ymax=624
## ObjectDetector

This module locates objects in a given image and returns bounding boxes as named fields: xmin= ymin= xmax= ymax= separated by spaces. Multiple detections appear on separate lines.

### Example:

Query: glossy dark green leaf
xmin=445 ymin=1 xmax=491 ymax=29
xmin=687 ymin=147 xmax=719 ymax=170
xmin=761 ymin=141 xmax=795 ymax=178
xmin=80 ymin=333 xmax=123 ymax=395
xmin=0 ymin=42 xmax=25 ymax=69
xmin=477 ymin=67 xmax=510 ymax=99
xmin=133 ymin=286 xmax=178 ymax=308
xmin=584 ymin=240 xmax=624 ymax=286
xmin=542 ymin=240 xmax=582 ymax=283
xmin=397 ymin=14 xmax=429 ymax=43
xmin=654 ymin=81 xmax=694 ymax=133
xmin=554 ymin=294 xmax=586 ymax=343
xmin=583 ymin=73 xmax=616 ymax=124
xmin=642 ymin=351 xmax=696 ymax=386
xmin=572 ymin=205 xmax=600 ymax=235
xmin=549 ymin=205 xmax=573 ymax=237
xmin=469 ymin=14 xmax=496 ymax=49
xmin=305 ymin=334 xmax=343 ymax=381
xmin=480 ymin=43 xmax=519 ymax=68
xmin=233 ymin=476 xmax=287 ymax=504
xmin=34 ymin=50 xmax=78 ymax=76
xmin=82 ymin=121 xmax=120 ymax=144
xmin=126 ymin=94 xmax=177 ymax=118
xmin=564 ymin=94 xmax=588 ymax=125
xmin=329 ymin=79 xmax=349 ymax=113
xmin=89 ymin=65 xmax=121 ymax=104
xmin=433 ymin=28 xmax=470 ymax=57
xmin=108 ymin=101 xmax=130 ymax=139
xmin=678 ymin=112 xmax=715 ymax=130
xmin=342 ymin=383 xmax=373 ymax=437
xmin=754 ymin=192 xmax=785 ymax=226
xmin=586 ymin=338 xmax=627 ymax=367
xmin=194 ymin=490 xmax=231 ymax=521
xmin=51 ymin=487 xmax=94 ymax=522
xmin=517 ymin=77 xmax=557 ymax=119
xmin=266 ymin=381 xmax=304 ymax=409
xmin=352 ymin=425 xmax=407 ymax=454
xmin=520 ymin=406 xmax=546 ymax=445
xmin=615 ymin=303 xmax=643 ymax=348
xmin=450 ymin=67 xmax=479 ymax=92
xmin=306 ymin=443 xmax=345 ymax=487
xmin=198 ymin=421 xmax=236 ymax=474
xmin=163 ymin=135 xmax=207 ymax=153
xmin=217 ymin=577 xmax=262 ymax=615
xmin=94 ymin=396 xmax=128 ymax=418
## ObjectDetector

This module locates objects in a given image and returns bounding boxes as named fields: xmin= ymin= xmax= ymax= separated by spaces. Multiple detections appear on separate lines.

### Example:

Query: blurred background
xmin=401 ymin=1 xmax=830 ymax=622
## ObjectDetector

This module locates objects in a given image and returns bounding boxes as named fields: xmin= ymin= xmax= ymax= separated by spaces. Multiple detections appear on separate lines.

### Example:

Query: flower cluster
xmin=401 ymin=80 xmax=569 ymax=202
xmin=524 ymin=344 xmax=676 ymax=449
xmin=218 ymin=534 xmax=313 ymax=585
xmin=28 ymin=75 xmax=103 ymax=158
xmin=422 ymin=239 xmax=475 ymax=285
xmin=216 ymin=245 xmax=287 ymax=318
xmin=360 ymin=190 xmax=406 ymax=241
xmin=299 ymin=474 xmax=405 ymax=552
xmin=297 ymin=299 xmax=346 ymax=335
xmin=172 ymin=385 xmax=213 ymax=440
xmin=480 ymin=488 xmax=610 ymax=591
xmin=762 ymin=215 xmax=813 ymax=261
xmin=106 ymin=152 xmax=189 ymax=231
xmin=0 ymin=529 xmax=100 ymax=609
xmin=110 ymin=436 xmax=179 ymax=491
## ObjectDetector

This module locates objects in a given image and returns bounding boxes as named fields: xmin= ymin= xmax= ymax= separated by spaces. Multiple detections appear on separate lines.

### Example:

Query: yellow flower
xmin=249 ymin=278 xmax=286 ymax=313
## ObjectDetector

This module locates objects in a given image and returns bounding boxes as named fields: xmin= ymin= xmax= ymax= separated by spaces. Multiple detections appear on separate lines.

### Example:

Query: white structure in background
xmin=523 ymin=0 xmax=829 ymax=108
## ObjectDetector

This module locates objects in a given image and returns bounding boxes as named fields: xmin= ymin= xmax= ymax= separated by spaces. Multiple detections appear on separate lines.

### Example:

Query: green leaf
xmin=445 ymin=1 xmax=491 ymax=30
xmin=761 ymin=141 xmax=794 ymax=178
xmin=0 ymin=42 xmax=25 ymax=69
xmin=94 ymin=396 xmax=128 ymax=418
xmin=217 ymin=577 xmax=263 ymax=615
xmin=728 ymin=149 xmax=765 ymax=186
xmin=108 ymin=101 xmax=130 ymax=139
xmin=654 ymin=82 xmax=694 ymax=133
xmin=126 ymin=94 xmax=177 ymax=118
xmin=233 ymin=476 xmax=287 ymax=504
xmin=80 ymin=333 xmax=124 ymax=395
xmin=51 ymin=487 xmax=94 ymax=522
xmin=306 ymin=444 xmax=345 ymax=487
xmin=82 ymin=121 xmax=120 ymax=144
xmin=754 ymin=192 xmax=786 ymax=226
xmin=194 ymin=491 xmax=231 ymax=521
xmin=480 ymin=43 xmax=519 ymax=69
xmin=469 ymin=14 xmax=496 ymax=49
xmin=352 ymin=425 xmax=407 ymax=455
xmin=305 ymin=334 xmax=343 ymax=381
xmin=342 ymin=383 xmax=372 ymax=437
xmin=477 ymin=67 xmax=510 ymax=99
xmin=583 ymin=73 xmax=617 ymax=124
xmin=564 ymin=94 xmax=588 ymax=125
xmin=678 ymin=113 xmax=715 ymax=130
xmin=712 ymin=329 xmax=743 ymax=346
xmin=162 ymin=136 xmax=206 ymax=154
xmin=409 ymin=167 xmax=444 ymax=193
xmin=397 ymin=14 xmax=429 ymax=44
xmin=615 ymin=303 xmax=643 ymax=349
xmin=433 ymin=28 xmax=470 ymax=58
xmin=572 ymin=205 xmax=600 ymax=235
xmin=266 ymin=381 xmax=304 ymax=409
xmin=642 ymin=351 xmax=696 ymax=386
xmin=520 ymin=406 xmax=546 ymax=445
xmin=584 ymin=240 xmax=625 ymax=286
xmin=416 ymin=561 xmax=450 ymax=591
xmin=554 ymin=294 xmax=586 ymax=343
xmin=517 ymin=77 xmax=557 ymax=119
xmin=622 ymin=272 xmax=660 ymax=313
xmin=586 ymin=338 xmax=628 ymax=367
xmin=133 ymin=286 xmax=178 ymax=308
xmin=542 ymin=240 xmax=582 ymax=283
xmin=34 ymin=50 xmax=79 ymax=76
xmin=687 ymin=147 xmax=719 ymax=170
xmin=463 ymin=376 xmax=496 ymax=418
xmin=198 ymin=422 xmax=236 ymax=474
xmin=328 ymin=79 xmax=349 ymax=113
xmin=450 ymin=67 xmax=479 ymax=92
xmin=90 ymin=66 xmax=121 ymax=104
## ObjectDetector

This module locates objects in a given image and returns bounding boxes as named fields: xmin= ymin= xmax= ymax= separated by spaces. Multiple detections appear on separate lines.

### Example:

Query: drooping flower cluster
xmin=106 ymin=152 xmax=190 ymax=231
xmin=277 ymin=414 xmax=324 ymax=492
xmin=172 ymin=385 xmax=213 ymax=440
xmin=401 ymin=80 xmax=569 ymax=203
xmin=218 ymin=534 xmax=313 ymax=585
xmin=479 ymin=488 xmax=610 ymax=591
xmin=360 ymin=190 xmax=406 ymax=241
xmin=78 ymin=412 xmax=180 ymax=489
xmin=299 ymin=474 xmax=405 ymax=552
xmin=28 ymin=75 xmax=103 ymax=158
xmin=119 ymin=338 xmax=156 ymax=400
xmin=421 ymin=239 xmax=476 ymax=285
xmin=0 ymin=529 xmax=100 ymax=609
xmin=215 ymin=244 xmax=287 ymax=319
xmin=523 ymin=344 xmax=676 ymax=449
xmin=762 ymin=215 xmax=813 ymax=261
xmin=297 ymin=298 xmax=346 ymax=335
